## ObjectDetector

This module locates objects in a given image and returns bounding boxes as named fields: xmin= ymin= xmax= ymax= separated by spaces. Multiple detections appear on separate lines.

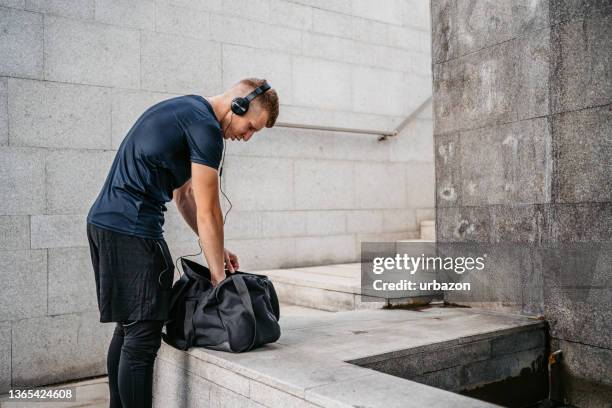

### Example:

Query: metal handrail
xmin=275 ymin=96 xmax=432 ymax=141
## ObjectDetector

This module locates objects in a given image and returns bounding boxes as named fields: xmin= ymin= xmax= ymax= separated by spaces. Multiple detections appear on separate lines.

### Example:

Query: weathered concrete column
xmin=431 ymin=0 xmax=611 ymax=406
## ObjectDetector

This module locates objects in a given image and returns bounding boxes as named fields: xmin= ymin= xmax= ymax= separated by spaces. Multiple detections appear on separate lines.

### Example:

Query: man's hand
xmin=224 ymin=248 xmax=239 ymax=273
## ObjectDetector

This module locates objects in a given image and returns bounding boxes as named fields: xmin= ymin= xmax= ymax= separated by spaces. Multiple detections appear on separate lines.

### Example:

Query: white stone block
xmin=306 ymin=210 xmax=346 ymax=235
xmin=221 ymin=210 xmax=262 ymax=240
xmin=46 ymin=150 xmax=115 ymax=214
xmin=222 ymin=156 xmax=294 ymax=211
xmin=269 ymin=0 xmax=312 ymax=30
xmin=222 ymin=44 xmax=293 ymax=104
xmin=410 ymin=50 xmax=433 ymax=76
xmin=207 ymin=0 xmax=270 ymax=23
xmin=152 ymin=358 xmax=213 ymax=408
xmin=155 ymin=3 xmax=209 ymax=39
xmin=224 ymin=237 xmax=296 ymax=271
xmin=0 ymin=147 xmax=45 ymax=215
xmin=25 ymin=0 xmax=94 ymax=19
xmin=388 ymin=25 xmax=423 ymax=52
xmin=31 ymin=214 xmax=88 ymax=249
xmin=210 ymin=383 xmax=251 ymax=408
xmin=312 ymin=8 xmax=352 ymax=38
xmin=0 ymin=0 xmax=25 ymax=8
xmin=352 ymin=66 xmax=407 ymax=116
xmin=0 ymin=78 xmax=6 ymax=146
xmin=210 ymin=14 xmax=301 ymax=54
xmin=405 ymin=0 xmax=431 ymax=31
xmin=0 ymin=323 xmax=9 ymax=393
xmin=48 ymin=247 xmax=98 ymax=315
xmin=249 ymin=379 xmax=318 ymax=408
xmin=227 ymin=126 xmax=337 ymax=161
xmin=11 ymin=311 xmax=113 ymax=387
xmin=416 ymin=208 xmax=435 ymax=223
xmin=0 ymin=215 xmax=29 ymax=250
xmin=405 ymin=161 xmax=435 ymax=208
xmin=0 ymin=7 xmax=43 ymax=78
xmin=302 ymin=31 xmax=354 ymax=63
xmin=351 ymin=16 xmax=388 ymax=45
xmin=0 ymin=249 xmax=46 ymax=321
xmin=353 ymin=0 xmax=407 ymax=24
xmin=94 ymin=0 xmax=155 ymax=30
xmin=294 ymin=160 xmax=354 ymax=210
xmin=382 ymin=208 xmax=417 ymax=232
xmin=288 ymin=0 xmax=350 ymax=14
xmin=293 ymin=57 xmax=352 ymax=110
xmin=388 ymin=118 xmax=434 ymax=163
xmin=141 ymin=32 xmax=222 ymax=94
xmin=302 ymin=31 xmax=413 ymax=71
xmin=294 ymin=234 xmax=356 ymax=265
xmin=404 ymin=73 xmax=432 ymax=113
xmin=261 ymin=211 xmax=307 ymax=238
xmin=417 ymin=30 xmax=432 ymax=55
xmin=420 ymin=219 xmax=436 ymax=241
xmin=354 ymin=162 xmax=407 ymax=209
xmin=346 ymin=210 xmax=383 ymax=233
xmin=8 ymin=78 xmax=111 ymax=149
xmin=44 ymin=15 xmax=140 ymax=88
xmin=330 ymin=132 xmax=391 ymax=162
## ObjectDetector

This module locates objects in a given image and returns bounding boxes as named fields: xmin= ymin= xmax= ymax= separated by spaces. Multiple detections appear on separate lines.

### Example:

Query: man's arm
xmin=173 ymin=179 xmax=198 ymax=235
xmin=187 ymin=163 xmax=226 ymax=285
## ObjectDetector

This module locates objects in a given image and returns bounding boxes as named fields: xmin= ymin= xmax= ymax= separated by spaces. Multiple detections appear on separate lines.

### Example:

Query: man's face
xmin=224 ymin=104 xmax=269 ymax=142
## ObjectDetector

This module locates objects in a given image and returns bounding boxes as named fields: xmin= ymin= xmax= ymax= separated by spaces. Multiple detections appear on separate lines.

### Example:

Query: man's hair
xmin=235 ymin=78 xmax=279 ymax=128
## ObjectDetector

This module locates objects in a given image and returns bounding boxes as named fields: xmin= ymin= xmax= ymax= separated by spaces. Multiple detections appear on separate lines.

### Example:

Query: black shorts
xmin=87 ymin=223 xmax=175 ymax=323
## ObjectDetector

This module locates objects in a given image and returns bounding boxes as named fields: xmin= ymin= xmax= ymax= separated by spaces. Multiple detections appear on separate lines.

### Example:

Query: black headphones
xmin=230 ymin=81 xmax=271 ymax=116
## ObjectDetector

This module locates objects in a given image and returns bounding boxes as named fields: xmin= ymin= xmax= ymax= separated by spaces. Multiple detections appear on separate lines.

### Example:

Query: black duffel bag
xmin=162 ymin=257 xmax=281 ymax=352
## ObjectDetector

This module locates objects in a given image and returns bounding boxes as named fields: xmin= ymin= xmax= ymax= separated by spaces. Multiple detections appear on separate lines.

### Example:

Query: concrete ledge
xmin=153 ymin=305 xmax=546 ymax=407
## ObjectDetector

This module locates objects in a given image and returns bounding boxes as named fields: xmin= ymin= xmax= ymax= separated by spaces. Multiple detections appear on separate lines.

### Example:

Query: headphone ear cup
xmin=231 ymin=97 xmax=249 ymax=116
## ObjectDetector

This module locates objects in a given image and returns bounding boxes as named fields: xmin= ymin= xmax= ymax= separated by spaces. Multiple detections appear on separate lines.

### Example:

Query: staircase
xmin=262 ymin=220 xmax=438 ymax=311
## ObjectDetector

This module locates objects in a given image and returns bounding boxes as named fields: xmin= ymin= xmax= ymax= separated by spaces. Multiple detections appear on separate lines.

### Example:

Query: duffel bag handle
xmin=230 ymin=274 xmax=258 ymax=352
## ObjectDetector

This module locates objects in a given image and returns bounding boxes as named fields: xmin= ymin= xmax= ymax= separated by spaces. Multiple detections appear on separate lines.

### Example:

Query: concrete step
xmin=261 ymin=260 xmax=441 ymax=312
xmin=153 ymin=305 xmax=547 ymax=408
xmin=420 ymin=219 xmax=435 ymax=240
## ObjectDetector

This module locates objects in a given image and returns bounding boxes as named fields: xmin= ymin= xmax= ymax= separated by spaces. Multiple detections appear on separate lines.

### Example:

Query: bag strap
xmin=183 ymin=299 xmax=197 ymax=350
xmin=231 ymin=274 xmax=258 ymax=352
xmin=165 ymin=273 xmax=191 ymax=325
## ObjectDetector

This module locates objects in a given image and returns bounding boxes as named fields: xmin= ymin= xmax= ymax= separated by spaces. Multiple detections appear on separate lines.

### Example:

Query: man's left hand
xmin=224 ymin=248 xmax=239 ymax=273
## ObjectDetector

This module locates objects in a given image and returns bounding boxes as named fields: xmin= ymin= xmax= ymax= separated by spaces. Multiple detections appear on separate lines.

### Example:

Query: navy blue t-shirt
xmin=87 ymin=95 xmax=223 ymax=239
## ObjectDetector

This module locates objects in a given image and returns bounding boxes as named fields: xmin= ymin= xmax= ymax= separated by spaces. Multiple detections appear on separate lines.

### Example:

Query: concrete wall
xmin=0 ymin=0 xmax=433 ymax=390
xmin=431 ymin=0 xmax=611 ymax=405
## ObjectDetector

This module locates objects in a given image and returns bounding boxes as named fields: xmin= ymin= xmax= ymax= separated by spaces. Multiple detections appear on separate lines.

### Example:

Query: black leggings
xmin=107 ymin=320 xmax=165 ymax=408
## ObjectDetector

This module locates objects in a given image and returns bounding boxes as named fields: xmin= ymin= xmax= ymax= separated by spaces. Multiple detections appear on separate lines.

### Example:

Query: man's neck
xmin=206 ymin=94 xmax=231 ymax=125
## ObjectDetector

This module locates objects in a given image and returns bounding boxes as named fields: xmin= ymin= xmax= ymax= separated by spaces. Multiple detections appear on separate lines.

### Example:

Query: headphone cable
xmin=219 ymin=113 xmax=233 ymax=226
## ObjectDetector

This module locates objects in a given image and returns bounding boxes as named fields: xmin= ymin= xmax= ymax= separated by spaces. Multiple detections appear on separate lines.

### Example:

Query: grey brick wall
xmin=0 ymin=0 xmax=434 ymax=390
xmin=431 ymin=0 xmax=611 ymax=405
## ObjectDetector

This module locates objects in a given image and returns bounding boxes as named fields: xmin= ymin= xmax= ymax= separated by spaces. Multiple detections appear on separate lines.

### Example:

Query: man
xmin=86 ymin=78 xmax=279 ymax=408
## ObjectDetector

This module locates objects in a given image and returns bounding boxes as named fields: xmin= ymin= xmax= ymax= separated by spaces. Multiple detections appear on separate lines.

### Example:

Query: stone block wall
xmin=431 ymin=0 xmax=611 ymax=405
xmin=0 ymin=0 xmax=434 ymax=390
